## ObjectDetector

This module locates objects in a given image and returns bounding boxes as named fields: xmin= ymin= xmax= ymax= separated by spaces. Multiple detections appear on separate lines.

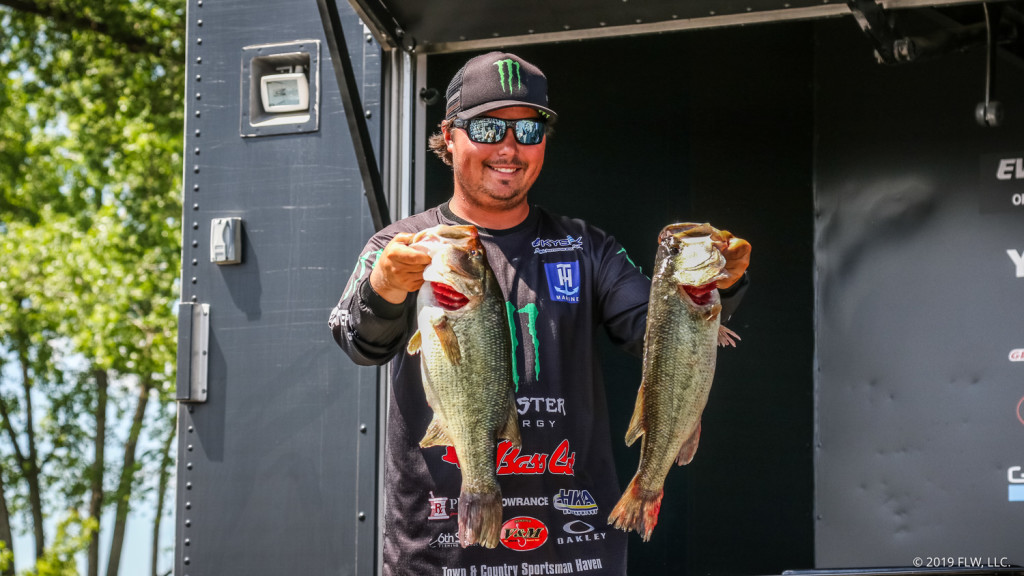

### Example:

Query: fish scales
xmin=407 ymin=224 xmax=520 ymax=549
xmin=609 ymin=222 xmax=732 ymax=541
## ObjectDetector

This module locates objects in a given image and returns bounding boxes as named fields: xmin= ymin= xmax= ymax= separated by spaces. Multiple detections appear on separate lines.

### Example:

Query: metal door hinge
xmin=176 ymin=302 xmax=210 ymax=403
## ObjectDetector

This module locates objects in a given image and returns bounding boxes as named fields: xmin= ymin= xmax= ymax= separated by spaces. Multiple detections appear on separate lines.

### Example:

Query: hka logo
xmin=553 ymin=489 xmax=599 ymax=516
xmin=441 ymin=439 xmax=576 ymax=475
xmin=494 ymin=59 xmax=523 ymax=93
xmin=499 ymin=516 xmax=548 ymax=551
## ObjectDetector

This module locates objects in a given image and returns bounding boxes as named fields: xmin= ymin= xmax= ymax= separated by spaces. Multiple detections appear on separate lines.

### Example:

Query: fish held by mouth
xmin=608 ymin=222 xmax=740 ymax=541
xmin=405 ymin=224 xmax=521 ymax=548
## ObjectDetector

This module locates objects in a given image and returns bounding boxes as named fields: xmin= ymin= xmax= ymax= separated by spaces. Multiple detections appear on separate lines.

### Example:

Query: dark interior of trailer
xmin=424 ymin=21 xmax=818 ymax=574
xmin=420 ymin=9 xmax=1024 ymax=573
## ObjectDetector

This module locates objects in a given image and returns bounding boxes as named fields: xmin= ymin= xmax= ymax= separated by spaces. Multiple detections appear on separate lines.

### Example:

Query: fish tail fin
xmin=607 ymin=477 xmax=663 ymax=542
xmin=458 ymin=489 xmax=503 ymax=548
xmin=624 ymin=383 xmax=646 ymax=447
xmin=675 ymin=420 xmax=701 ymax=465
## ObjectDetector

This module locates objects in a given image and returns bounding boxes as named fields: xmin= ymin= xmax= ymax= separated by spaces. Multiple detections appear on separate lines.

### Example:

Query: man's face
xmin=444 ymin=106 xmax=547 ymax=213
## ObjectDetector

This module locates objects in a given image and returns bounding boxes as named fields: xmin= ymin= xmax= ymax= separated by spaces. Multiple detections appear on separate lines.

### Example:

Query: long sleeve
xmin=328 ymin=231 xmax=415 ymax=366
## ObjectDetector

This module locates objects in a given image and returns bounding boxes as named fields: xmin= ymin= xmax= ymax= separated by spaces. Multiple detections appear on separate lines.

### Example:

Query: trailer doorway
xmin=421 ymin=23 xmax=817 ymax=574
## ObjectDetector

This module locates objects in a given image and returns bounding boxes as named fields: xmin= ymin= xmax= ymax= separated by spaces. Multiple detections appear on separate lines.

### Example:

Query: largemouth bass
xmin=608 ymin=222 xmax=739 ymax=541
xmin=405 ymin=224 xmax=521 ymax=548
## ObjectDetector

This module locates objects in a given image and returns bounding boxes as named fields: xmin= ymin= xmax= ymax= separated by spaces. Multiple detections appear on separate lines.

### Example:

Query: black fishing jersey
xmin=329 ymin=202 xmax=746 ymax=576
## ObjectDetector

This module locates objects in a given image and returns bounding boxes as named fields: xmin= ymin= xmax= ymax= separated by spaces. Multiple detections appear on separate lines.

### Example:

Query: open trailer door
xmin=174 ymin=0 xmax=1024 ymax=574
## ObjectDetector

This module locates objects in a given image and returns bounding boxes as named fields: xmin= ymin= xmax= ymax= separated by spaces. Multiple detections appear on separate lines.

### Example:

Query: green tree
xmin=0 ymin=1 xmax=184 ymax=575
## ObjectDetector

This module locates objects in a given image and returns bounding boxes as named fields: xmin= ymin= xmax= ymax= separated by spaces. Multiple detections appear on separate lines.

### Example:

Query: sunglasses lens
xmin=515 ymin=120 xmax=544 ymax=145
xmin=462 ymin=118 xmax=545 ymax=145
xmin=467 ymin=118 xmax=506 ymax=143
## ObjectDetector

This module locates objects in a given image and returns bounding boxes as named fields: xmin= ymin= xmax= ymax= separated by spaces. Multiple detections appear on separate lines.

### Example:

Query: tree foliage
xmin=0 ymin=0 xmax=184 ymax=574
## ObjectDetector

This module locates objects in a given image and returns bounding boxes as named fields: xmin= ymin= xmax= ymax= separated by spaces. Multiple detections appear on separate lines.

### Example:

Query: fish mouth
xmin=679 ymin=282 xmax=717 ymax=306
xmin=431 ymin=282 xmax=469 ymax=311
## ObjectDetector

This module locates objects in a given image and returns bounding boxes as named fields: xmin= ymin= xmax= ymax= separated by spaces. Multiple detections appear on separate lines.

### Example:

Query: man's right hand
xmin=369 ymin=232 xmax=433 ymax=304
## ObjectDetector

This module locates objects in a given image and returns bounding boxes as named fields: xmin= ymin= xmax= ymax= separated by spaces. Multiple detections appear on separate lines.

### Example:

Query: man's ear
xmin=443 ymin=125 xmax=455 ymax=152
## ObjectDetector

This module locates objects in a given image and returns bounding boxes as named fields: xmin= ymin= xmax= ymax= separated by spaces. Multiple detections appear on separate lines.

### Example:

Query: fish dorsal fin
xmin=407 ymin=330 xmax=422 ymax=355
xmin=624 ymin=383 xmax=646 ymax=447
xmin=431 ymin=315 xmax=462 ymax=365
xmin=498 ymin=392 xmax=522 ymax=449
xmin=419 ymin=414 xmax=454 ymax=448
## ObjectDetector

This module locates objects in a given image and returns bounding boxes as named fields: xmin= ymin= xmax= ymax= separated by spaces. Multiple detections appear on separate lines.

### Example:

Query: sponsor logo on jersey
xmin=429 ymin=531 xmax=461 ymax=548
xmin=556 ymin=519 xmax=609 ymax=546
xmin=500 ymin=516 xmax=549 ymax=551
xmin=532 ymin=235 xmax=583 ymax=254
xmin=553 ymin=488 xmax=599 ymax=516
xmin=504 ymin=496 xmax=550 ymax=507
xmin=428 ymin=491 xmax=450 ymax=521
xmin=544 ymin=262 xmax=580 ymax=303
xmin=518 ymin=396 xmax=567 ymax=429
xmin=441 ymin=439 xmax=576 ymax=476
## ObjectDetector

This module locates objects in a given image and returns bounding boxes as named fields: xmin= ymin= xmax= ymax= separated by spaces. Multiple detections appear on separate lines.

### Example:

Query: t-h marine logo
xmin=494 ymin=59 xmax=522 ymax=93
xmin=544 ymin=261 xmax=580 ymax=303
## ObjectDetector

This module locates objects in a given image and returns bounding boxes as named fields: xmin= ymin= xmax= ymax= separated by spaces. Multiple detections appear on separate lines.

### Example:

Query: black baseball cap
xmin=444 ymin=52 xmax=557 ymax=123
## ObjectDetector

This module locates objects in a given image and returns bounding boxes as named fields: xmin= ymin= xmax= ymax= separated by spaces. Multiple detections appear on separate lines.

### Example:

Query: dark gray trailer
xmin=174 ymin=0 xmax=1024 ymax=574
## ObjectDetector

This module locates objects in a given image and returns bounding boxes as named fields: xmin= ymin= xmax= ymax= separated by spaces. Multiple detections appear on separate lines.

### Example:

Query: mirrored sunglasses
xmin=452 ymin=117 xmax=546 ymax=145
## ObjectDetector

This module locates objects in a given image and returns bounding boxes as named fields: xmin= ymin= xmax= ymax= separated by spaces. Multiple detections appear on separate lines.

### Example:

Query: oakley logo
xmin=494 ymin=59 xmax=522 ymax=93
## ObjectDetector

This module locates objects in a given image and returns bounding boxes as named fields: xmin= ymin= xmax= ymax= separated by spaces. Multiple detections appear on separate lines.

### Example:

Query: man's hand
xmin=715 ymin=231 xmax=751 ymax=290
xmin=369 ymin=233 xmax=432 ymax=304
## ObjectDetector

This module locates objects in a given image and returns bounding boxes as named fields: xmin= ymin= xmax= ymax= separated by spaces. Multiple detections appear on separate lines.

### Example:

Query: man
xmin=329 ymin=51 xmax=751 ymax=576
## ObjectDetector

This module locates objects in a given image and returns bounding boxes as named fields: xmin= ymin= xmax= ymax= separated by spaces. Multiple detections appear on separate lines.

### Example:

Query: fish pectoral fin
xmin=624 ymin=383 xmax=646 ymax=447
xmin=706 ymin=303 xmax=722 ymax=322
xmin=419 ymin=415 xmax=454 ymax=448
xmin=675 ymin=420 xmax=702 ymax=465
xmin=407 ymin=330 xmax=422 ymax=355
xmin=431 ymin=316 xmax=462 ymax=365
xmin=498 ymin=392 xmax=522 ymax=449
xmin=717 ymin=325 xmax=741 ymax=347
